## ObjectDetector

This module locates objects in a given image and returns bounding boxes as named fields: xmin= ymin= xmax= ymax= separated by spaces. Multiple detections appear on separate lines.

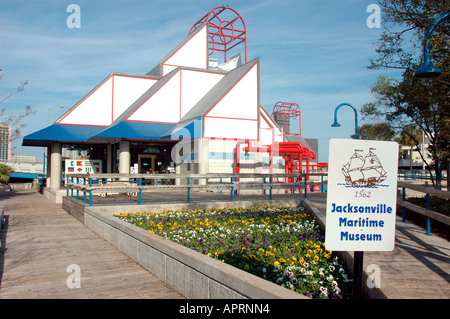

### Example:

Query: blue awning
xmin=22 ymin=119 xmax=203 ymax=147
xmin=161 ymin=117 xmax=202 ymax=139
xmin=9 ymin=172 xmax=44 ymax=179
xmin=22 ymin=124 xmax=107 ymax=147
xmin=94 ymin=121 xmax=176 ymax=140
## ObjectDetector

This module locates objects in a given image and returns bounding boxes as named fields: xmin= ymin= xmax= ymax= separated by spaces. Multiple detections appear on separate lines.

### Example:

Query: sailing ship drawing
xmin=341 ymin=148 xmax=387 ymax=187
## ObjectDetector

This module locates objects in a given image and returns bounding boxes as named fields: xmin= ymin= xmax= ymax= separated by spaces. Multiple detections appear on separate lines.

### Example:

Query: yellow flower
xmin=314 ymin=256 xmax=319 ymax=262
xmin=244 ymin=264 xmax=250 ymax=270
xmin=274 ymin=261 xmax=280 ymax=266
xmin=292 ymin=256 xmax=297 ymax=261
xmin=306 ymin=254 xmax=311 ymax=258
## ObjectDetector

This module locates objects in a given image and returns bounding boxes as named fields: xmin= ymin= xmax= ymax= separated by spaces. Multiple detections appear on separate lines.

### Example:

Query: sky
xmin=0 ymin=0 xmax=401 ymax=163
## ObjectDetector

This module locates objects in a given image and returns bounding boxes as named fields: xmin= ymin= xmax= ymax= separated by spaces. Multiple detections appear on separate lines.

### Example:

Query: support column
xmin=197 ymin=139 xmax=209 ymax=185
xmin=46 ymin=146 xmax=51 ymax=187
xmin=175 ymin=164 xmax=181 ymax=185
xmin=119 ymin=140 xmax=130 ymax=177
xmin=106 ymin=144 xmax=112 ymax=173
xmin=50 ymin=142 xmax=62 ymax=190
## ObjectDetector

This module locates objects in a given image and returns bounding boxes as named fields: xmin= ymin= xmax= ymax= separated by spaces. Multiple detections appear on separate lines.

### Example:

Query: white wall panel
xmin=58 ymin=76 xmax=113 ymax=126
xmin=259 ymin=111 xmax=274 ymax=145
xmin=180 ymin=70 xmax=224 ymax=118
xmin=162 ymin=25 xmax=208 ymax=76
xmin=162 ymin=64 xmax=178 ymax=76
xmin=260 ymin=128 xmax=273 ymax=146
xmin=127 ymin=71 xmax=181 ymax=123
xmin=275 ymin=133 xmax=284 ymax=142
xmin=260 ymin=106 xmax=284 ymax=141
xmin=204 ymin=117 xmax=258 ymax=140
xmin=260 ymin=113 xmax=271 ymax=129
xmin=206 ymin=64 xmax=258 ymax=120
xmin=112 ymin=75 xmax=158 ymax=121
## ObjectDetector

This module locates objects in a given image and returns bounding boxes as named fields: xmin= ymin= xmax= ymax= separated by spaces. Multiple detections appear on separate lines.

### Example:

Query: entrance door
xmin=138 ymin=155 xmax=156 ymax=174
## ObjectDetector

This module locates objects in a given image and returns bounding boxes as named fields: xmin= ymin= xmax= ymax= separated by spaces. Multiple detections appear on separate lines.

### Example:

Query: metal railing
xmin=397 ymin=181 xmax=450 ymax=235
xmin=398 ymin=171 xmax=447 ymax=182
xmin=65 ymin=172 xmax=450 ymax=236
xmin=65 ymin=172 xmax=328 ymax=206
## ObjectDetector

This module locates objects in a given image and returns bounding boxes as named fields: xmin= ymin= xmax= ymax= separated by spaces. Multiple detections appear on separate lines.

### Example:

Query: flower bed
xmin=114 ymin=206 xmax=352 ymax=299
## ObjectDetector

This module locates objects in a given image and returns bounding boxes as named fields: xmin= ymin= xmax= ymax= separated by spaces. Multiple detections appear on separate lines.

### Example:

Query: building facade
xmin=0 ymin=124 xmax=11 ymax=161
xmin=23 ymin=6 xmax=323 ymax=192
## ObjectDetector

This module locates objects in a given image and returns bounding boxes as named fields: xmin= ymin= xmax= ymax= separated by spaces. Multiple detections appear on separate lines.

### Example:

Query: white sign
xmin=325 ymin=139 xmax=399 ymax=251
xmin=65 ymin=159 xmax=102 ymax=175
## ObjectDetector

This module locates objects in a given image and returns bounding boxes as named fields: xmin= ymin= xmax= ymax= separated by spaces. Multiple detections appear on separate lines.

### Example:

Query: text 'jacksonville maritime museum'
xmin=23 ymin=6 xmax=327 ymax=200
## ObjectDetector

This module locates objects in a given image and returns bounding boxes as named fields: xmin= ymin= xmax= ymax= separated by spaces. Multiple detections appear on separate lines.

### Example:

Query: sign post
xmin=325 ymin=139 xmax=399 ymax=298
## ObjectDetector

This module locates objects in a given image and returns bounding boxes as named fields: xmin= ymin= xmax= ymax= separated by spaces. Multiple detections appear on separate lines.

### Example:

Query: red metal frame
xmin=271 ymin=101 xmax=301 ymax=136
xmin=189 ymin=6 xmax=247 ymax=64
xmin=235 ymin=139 xmax=328 ymax=193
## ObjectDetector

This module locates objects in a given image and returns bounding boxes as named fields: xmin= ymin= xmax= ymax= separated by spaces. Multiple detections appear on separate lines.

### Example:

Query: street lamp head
xmin=331 ymin=102 xmax=359 ymax=139
xmin=331 ymin=120 xmax=341 ymax=128
xmin=47 ymin=105 xmax=65 ymax=126
xmin=414 ymin=12 xmax=449 ymax=79
xmin=414 ymin=60 xmax=443 ymax=79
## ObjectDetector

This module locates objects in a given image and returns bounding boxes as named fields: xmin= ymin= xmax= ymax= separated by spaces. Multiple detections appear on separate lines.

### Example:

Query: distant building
xmin=0 ymin=124 xmax=11 ymax=161
xmin=399 ymin=137 xmax=433 ymax=170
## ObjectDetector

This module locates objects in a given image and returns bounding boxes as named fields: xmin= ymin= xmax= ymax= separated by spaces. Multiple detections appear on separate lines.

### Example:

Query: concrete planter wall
xmin=83 ymin=201 xmax=307 ymax=299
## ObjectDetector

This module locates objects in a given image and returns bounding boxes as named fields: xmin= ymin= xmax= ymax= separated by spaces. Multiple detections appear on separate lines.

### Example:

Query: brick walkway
xmin=0 ymin=189 xmax=184 ymax=299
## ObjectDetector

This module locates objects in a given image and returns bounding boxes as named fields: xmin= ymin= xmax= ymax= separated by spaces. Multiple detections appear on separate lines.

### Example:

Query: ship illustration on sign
xmin=341 ymin=148 xmax=387 ymax=187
